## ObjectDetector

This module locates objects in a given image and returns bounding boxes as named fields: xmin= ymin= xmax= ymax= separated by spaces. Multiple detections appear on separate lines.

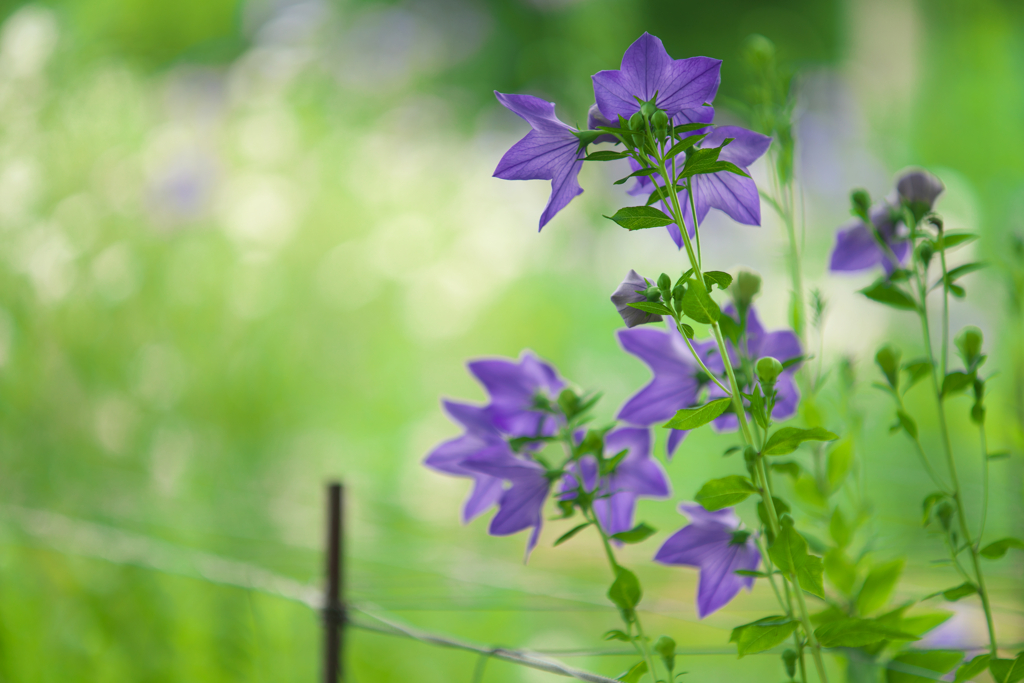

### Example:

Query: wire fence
xmin=2 ymin=500 xmax=1010 ymax=683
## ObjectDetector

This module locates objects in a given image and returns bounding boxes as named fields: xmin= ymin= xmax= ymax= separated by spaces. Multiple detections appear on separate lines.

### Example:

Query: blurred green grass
xmin=0 ymin=0 xmax=1020 ymax=680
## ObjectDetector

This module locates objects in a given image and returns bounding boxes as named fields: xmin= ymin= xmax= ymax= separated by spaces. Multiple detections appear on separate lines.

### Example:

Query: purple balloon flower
xmin=423 ymin=400 xmax=507 ymax=524
xmin=615 ymin=324 xmax=712 ymax=457
xmin=829 ymin=203 xmax=909 ymax=274
xmin=703 ymin=305 xmax=802 ymax=431
xmin=493 ymin=91 xmax=586 ymax=231
xmin=896 ymin=169 xmax=944 ymax=211
xmin=461 ymin=446 xmax=552 ymax=561
xmin=560 ymin=427 xmax=670 ymax=536
xmin=654 ymin=503 xmax=760 ymax=618
xmin=610 ymin=269 xmax=661 ymax=328
xmin=592 ymin=33 xmax=721 ymax=123
xmin=629 ymin=125 xmax=771 ymax=249
xmin=468 ymin=351 xmax=566 ymax=439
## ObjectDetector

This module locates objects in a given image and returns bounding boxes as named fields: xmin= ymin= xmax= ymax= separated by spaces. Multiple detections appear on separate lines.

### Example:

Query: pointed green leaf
xmin=603 ymin=629 xmax=632 ymax=642
xmin=856 ymin=559 xmax=904 ymax=615
xmin=554 ymin=522 xmax=592 ymax=546
xmin=627 ymin=301 xmax=672 ymax=316
xmin=827 ymin=439 xmax=854 ymax=489
xmin=663 ymin=397 xmax=732 ymax=430
xmin=768 ymin=516 xmax=810 ymax=576
xmin=888 ymin=651 xmax=963 ymax=683
xmin=980 ymin=537 xmax=1024 ymax=559
xmin=861 ymin=281 xmax=918 ymax=311
xmin=814 ymin=618 xmax=920 ymax=647
xmin=607 ymin=566 xmax=642 ymax=613
xmin=611 ymin=523 xmax=657 ymax=544
xmin=934 ymin=232 xmax=978 ymax=251
xmin=941 ymin=371 xmax=974 ymax=398
xmin=798 ymin=555 xmax=825 ymax=598
xmin=584 ymin=150 xmax=631 ymax=161
xmin=665 ymin=133 xmax=708 ymax=159
xmin=703 ymin=270 xmax=734 ymax=291
xmin=694 ymin=475 xmax=757 ymax=511
xmin=617 ymin=661 xmax=648 ymax=683
xmin=729 ymin=616 xmax=798 ymax=657
xmin=762 ymin=426 xmax=839 ymax=456
xmin=991 ymin=656 xmax=1024 ymax=683
xmin=604 ymin=206 xmax=674 ymax=231
xmin=954 ymin=655 xmax=991 ymax=683
xmin=681 ymin=283 xmax=721 ymax=323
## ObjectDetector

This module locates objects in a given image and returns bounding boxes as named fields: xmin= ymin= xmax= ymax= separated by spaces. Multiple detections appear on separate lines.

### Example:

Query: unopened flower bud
xmin=955 ymin=326 xmax=983 ymax=369
xmin=672 ymin=284 xmax=685 ymax=307
xmin=610 ymin=269 xmax=662 ymax=328
xmin=628 ymin=112 xmax=644 ymax=131
xmin=897 ymin=169 xmax=944 ymax=222
xmin=850 ymin=189 xmax=871 ymax=221
xmin=640 ymin=100 xmax=658 ymax=118
xmin=657 ymin=273 xmax=672 ymax=292
xmin=644 ymin=286 xmax=661 ymax=301
xmin=732 ymin=270 xmax=762 ymax=316
xmin=651 ymin=109 xmax=669 ymax=129
xmin=756 ymin=356 xmax=784 ymax=387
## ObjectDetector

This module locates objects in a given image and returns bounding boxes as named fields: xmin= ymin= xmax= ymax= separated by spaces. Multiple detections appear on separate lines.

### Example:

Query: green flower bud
xmin=732 ymin=270 xmax=762 ymax=316
xmin=851 ymin=189 xmax=871 ymax=221
xmin=955 ymin=326 xmax=983 ymax=368
xmin=640 ymin=100 xmax=658 ymax=118
xmin=657 ymin=272 xmax=672 ymax=292
xmin=644 ymin=286 xmax=661 ymax=301
xmin=628 ymin=112 xmax=644 ymax=131
xmin=756 ymin=356 xmax=784 ymax=386
xmin=672 ymin=284 xmax=685 ymax=307
xmin=651 ymin=109 xmax=669 ymax=129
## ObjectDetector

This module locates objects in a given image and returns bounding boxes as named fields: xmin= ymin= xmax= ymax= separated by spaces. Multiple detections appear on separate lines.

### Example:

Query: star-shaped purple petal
xmin=592 ymin=33 xmax=721 ymax=122
xmin=654 ymin=502 xmax=760 ymax=618
xmin=468 ymin=351 xmax=566 ymax=439
xmin=494 ymin=92 xmax=585 ymax=230
xmin=829 ymin=204 xmax=909 ymax=274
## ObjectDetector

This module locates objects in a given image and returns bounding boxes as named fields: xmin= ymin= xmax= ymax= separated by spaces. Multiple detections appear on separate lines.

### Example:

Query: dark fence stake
xmin=323 ymin=482 xmax=344 ymax=682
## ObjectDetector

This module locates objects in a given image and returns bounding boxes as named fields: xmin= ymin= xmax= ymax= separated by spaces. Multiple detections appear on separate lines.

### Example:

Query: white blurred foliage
xmin=0 ymin=5 xmax=57 ymax=80
xmin=94 ymin=393 xmax=140 ymax=456
xmin=91 ymin=242 xmax=139 ymax=303
xmin=150 ymin=425 xmax=194 ymax=496
xmin=134 ymin=343 xmax=188 ymax=410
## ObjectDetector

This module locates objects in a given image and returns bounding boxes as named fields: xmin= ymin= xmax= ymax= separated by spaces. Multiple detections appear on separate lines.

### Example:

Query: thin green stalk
xmin=913 ymin=267 xmax=998 ymax=655
xmin=675 ymin=318 xmax=731 ymax=394
xmin=893 ymin=393 xmax=950 ymax=493
xmin=653 ymin=148 xmax=828 ymax=683
xmin=979 ymin=425 xmax=989 ymax=540
xmin=939 ymin=245 xmax=950 ymax=377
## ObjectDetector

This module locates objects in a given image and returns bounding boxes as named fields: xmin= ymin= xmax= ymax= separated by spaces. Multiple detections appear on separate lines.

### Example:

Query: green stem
xmin=913 ymin=266 xmax=998 ymax=655
xmin=979 ymin=424 xmax=989 ymax=541
xmin=654 ymin=149 xmax=828 ymax=683
xmin=675 ymin=318 xmax=732 ymax=394
xmin=894 ymin=394 xmax=950 ymax=493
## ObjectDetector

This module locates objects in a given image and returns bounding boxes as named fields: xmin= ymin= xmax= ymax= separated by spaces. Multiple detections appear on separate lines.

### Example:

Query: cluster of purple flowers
xmin=494 ymin=33 xmax=770 ymax=247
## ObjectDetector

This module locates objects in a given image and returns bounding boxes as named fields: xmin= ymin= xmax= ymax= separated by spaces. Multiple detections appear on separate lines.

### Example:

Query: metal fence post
xmin=323 ymin=482 xmax=344 ymax=682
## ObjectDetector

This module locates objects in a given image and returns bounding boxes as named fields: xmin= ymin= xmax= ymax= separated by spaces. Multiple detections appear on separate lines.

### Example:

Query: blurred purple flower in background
xmin=615 ymin=324 xmax=710 ymax=457
xmin=493 ymin=92 xmax=586 ymax=230
xmin=897 ymin=169 xmax=945 ymax=211
xmin=468 ymin=351 xmax=565 ymax=439
xmin=829 ymin=204 xmax=909 ymax=274
xmin=610 ymin=269 xmax=661 ymax=328
xmin=560 ymin=427 xmax=670 ymax=536
xmin=591 ymin=32 xmax=721 ymax=122
xmin=654 ymin=503 xmax=760 ymax=618
xmin=423 ymin=401 xmax=506 ymax=523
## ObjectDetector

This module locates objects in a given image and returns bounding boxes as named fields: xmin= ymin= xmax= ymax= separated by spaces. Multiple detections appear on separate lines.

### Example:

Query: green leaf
xmin=856 ymin=559 xmax=904 ymax=615
xmin=935 ymin=582 xmax=977 ymax=601
xmin=861 ymin=281 xmax=918 ymax=311
xmin=827 ymin=439 xmax=854 ymax=489
xmin=553 ymin=522 xmax=591 ymax=546
xmin=694 ymin=475 xmax=757 ymax=511
xmin=932 ymin=261 xmax=987 ymax=291
xmin=887 ymin=651 xmax=964 ymax=683
xmin=617 ymin=661 xmax=648 ymax=683
xmin=988 ymin=451 xmax=1010 ymax=461
xmin=980 ymin=537 xmax=1024 ymax=559
xmin=611 ymin=523 xmax=657 ymax=544
xmin=899 ymin=611 xmax=953 ymax=636
xmin=607 ymin=566 xmax=642 ymax=614
xmin=603 ymin=629 xmax=631 ymax=642
xmin=627 ymin=301 xmax=672 ymax=316
xmin=613 ymin=167 xmax=658 ymax=185
xmin=665 ymin=133 xmax=708 ymax=159
xmin=763 ymin=426 xmax=839 ymax=456
xmin=584 ymin=150 xmax=631 ymax=161
xmin=922 ymin=492 xmax=948 ymax=525
xmin=876 ymin=345 xmax=902 ymax=389
xmin=771 ymin=461 xmax=802 ymax=480
xmin=718 ymin=313 xmax=741 ymax=344
xmin=729 ymin=616 xmax=798 ymax=657
xmin=934 ymin=232 xmax=978 ymax=251
xmin=678 ymin=144 xmax=723 ymax=177
xmin=991 ymin=656 xmax=1024 ymax=683
xmin=824 ymin=548 xmax=857 ymax=595
xmin=703 ymin=270 xmax=734 ymax=291
xmin=941 ymin=371 xmax=974 ymax=398
xmin=797 ymin=555 xmax=825 ymax=598
xmin=954 ymin=654 xmax=991 ymax=683
xmin=814 ymin=618 xmax=920 ymax=647
xmin=902 ymin=359 xmax=934 ymax=393
xmin=768 ymin=516 xmax=810 ymax=576
xmin=896 ymin=410 xmax=919 ymax=439
xmin=604 ymin=206 xmax=674 ymax=231
xmin=645 ymin=184 xmax=676 ymax=207
xmin=663 ymin=397 xmax=732 ymax=430
xmin=681 ymin=283 xmax=721 ymax=323
xmin=829 ymin=508 xmax=853 ymax=548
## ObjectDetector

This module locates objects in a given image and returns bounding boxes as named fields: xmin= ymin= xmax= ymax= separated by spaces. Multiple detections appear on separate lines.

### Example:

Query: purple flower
xmin=493 ymin=92 xmax=586 ymax=230
xmin=468 ymin=351 xmax=566 ymax=439
xmin=615 ymin=324 xmax=711 ymax=457
xmin=629 ymin=126 xmax=771 ymax=249
xmin=592 ymin=33 xmax=721 ymax=122
xmin=704 ymin=305 xmax=802 ymax=431
xmin=560 ymin=427 xmax=670 ymax=536
xmin=654 ymin=503 xmax=760 ymax=618
xmin=829 ymin=203 xmax=909 ymax=274
xmin=610 ymin=270 xmax=661 ymax=328
xmin=461 ymin=446 xmax=552 ymax=560
xmin=423 ymin=400 xmax=507 ymax=523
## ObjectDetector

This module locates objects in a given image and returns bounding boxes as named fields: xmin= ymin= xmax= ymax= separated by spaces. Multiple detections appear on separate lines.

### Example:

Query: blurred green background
xmin=0 ymin=0 xmax=1021 ymax=680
